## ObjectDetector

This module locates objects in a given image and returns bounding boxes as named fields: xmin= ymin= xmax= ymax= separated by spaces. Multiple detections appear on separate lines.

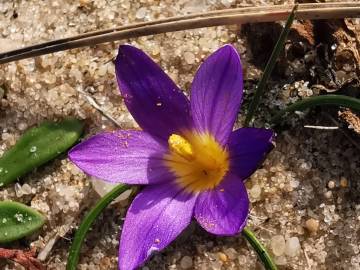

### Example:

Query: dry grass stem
xmin=0 ymin=2 xmax=359 ymax=64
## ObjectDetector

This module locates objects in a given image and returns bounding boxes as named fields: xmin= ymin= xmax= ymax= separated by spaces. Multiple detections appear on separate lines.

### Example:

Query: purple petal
xmin=194 ymin=173 xmax=249 ymax=235
xmin=69 ymin=130 xmax=172 ymax=185
xmin=190 ymin=45 xmax=243 ymax=145
xmin=115 ymin=45 xmax=192 ymax=141
xmin=228 ymin=128 xmax=274 ymax=181
xmin=119 ymin=183 xmax=197 ymax=270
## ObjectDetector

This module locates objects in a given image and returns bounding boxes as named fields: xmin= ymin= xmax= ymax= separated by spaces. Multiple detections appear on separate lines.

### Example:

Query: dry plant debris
xmin=0 ymin=247 xmax=45 ymax=270
xmin=339 ymin=109 xmax=360 ymax=135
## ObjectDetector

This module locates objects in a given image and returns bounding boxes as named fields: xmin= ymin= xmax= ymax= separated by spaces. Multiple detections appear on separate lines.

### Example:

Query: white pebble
xmin=285 ymin=237 xmax=301 ymax=257
xmin=250 ymin=184 xmax=262 ymax=199
xmin=135 ymin=7 xmax=147 ymax=19
xmin=274 ymin=255 xmax=287 ymax=265
xmin=21 ymin=184 xmax=32 ymax=195
xmin=220 ymin=0 xmax=234 ymax=8
xmin=271 ymin=235 xmax=286 ymax=256
xmin=15 ymin=183 xmax=23 ymax=197
xmin=91 ymin=177 xmax=132 ymax=203
xmin=328 ymin=180 xmax=335 ymax=189
xmin=17 ymin=122 xmax=28 ymax=131
xmin=290 ymin=180 xmax=299 ymax=188
xmin=184 ymin=51 xmax=195 ymax=65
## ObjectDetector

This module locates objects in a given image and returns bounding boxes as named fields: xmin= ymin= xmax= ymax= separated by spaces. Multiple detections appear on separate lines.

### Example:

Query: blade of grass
xmin=242 ymin=227 xmax=278 ymax=270
xmin=66 ymin=184 xmax=131 ymax=270
xmin=270 ymin=94 xmax=360 ymax=124
xmin=244 ymin=5 xmax=297 ymax=126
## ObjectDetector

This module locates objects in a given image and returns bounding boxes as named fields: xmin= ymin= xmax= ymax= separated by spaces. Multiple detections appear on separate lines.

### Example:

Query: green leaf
xmin=242 ymin=228 xmax=278 ymax=270
xmin=244 ymin=5 xmax=298 ymax=126
xmin=271 ymin=94 xmax=360 ymax=124
xmin=0 ymin=201 xmax=45 ymax=243
xmin=67 ymin=184 xmax=131 ymax=270
xmin=0 ymin=118 xmax=84 ymax=188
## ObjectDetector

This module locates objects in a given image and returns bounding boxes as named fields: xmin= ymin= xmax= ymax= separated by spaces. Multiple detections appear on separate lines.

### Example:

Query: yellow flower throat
xmin=164 ymin=132 xmax=229 ymax=193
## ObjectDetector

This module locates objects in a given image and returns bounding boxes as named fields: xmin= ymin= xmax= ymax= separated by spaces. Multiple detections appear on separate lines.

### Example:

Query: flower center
xmin=164 ymin=132 xmax=229 ymax=193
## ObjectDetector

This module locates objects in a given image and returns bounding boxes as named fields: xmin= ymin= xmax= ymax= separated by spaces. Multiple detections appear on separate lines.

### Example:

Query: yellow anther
xmin=168 ymin=134 xmax=194 ymax=161
xmin=165 ymin=131 xmax=229 ymax=193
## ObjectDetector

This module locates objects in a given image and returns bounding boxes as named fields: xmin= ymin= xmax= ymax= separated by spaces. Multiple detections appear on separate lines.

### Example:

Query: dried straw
xmin=0 ymin=2 xmax=359 ymax=64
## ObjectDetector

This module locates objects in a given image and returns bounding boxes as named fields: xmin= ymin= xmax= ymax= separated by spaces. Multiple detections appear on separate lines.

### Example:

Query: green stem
xmin=271 ymin=94 xmax=360 ymax=124
xmin=242 ymin=227 xmax=278 ymax=270
xmin=66 ymin=184 xmax=131 ymax=270
xmin=244 ymin=5 xmax=297 ymax=126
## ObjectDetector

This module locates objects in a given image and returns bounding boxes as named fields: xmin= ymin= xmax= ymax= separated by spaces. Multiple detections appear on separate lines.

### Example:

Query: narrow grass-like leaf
xmin=0 ymin=118 xmax=84 ymax=188
xmin=66 ymin=184 xmax=131 ymax=270
xmin=244 ymin=5 xmax=297 ymax=126
xmin=242 ymin=228 xmax=278 ymax=270
xmin=0 ymin=201 xmax=45 ymax=243
xmin=271 ymin=94 xmax=360 ymax=124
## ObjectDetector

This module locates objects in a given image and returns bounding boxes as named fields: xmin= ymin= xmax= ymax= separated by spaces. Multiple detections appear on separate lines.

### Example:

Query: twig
xmin=303 ymin=249 xmax=312 ymax=270
xmin=304 ymin=125 xmax=338 ymax=130
xmin=1 ymin=2 xmax=360 ymax=64
xmin=76 ymin=87 xmax=122 ymax=128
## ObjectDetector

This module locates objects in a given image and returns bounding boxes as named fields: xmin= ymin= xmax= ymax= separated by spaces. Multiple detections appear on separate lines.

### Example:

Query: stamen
xmin=165 ymin=132 xmax=229 ymax=193
xmin=168 ymin=134 xmax=194 ymax=161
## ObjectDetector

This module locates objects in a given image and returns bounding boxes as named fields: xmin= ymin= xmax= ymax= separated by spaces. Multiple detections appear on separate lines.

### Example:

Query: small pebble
xmin=220 ymin=0 xmax=234 ymax=8
xmin=91 ymin=177 xmax=132 ymax=203
xmin=274 ymin=255 xmax=287 ymax=266
xmin=180 ymin=256 xmax=193 ymax=269
xmin=271 ymin=235 xmax=286 ymax=256
xmin=21 ymin=184 xmax=32 ymax=195
xmin=328 ymin=180 xmax=335 ymax=189
xmin=285 ymin=237 xmax=301 ymax=257
xmin=14 ymin=183 xmax=23 ymax=197
xmin=17 ymin=122 xmax=28 ymax=131
xmin=217 ymin=252 xmax=228 ymax=262
xmin=184 ymin=51 xmax=195 ymax=65
xmin=250 ymin=184 xmax=262 ymax=199
xmin=210 ymin=261 xmax=222 ymax=270
xmin=224 ymin=248 xmax=237 ymax=260
xmin=135 ymin=7 xmax=147 ymax=19
xmin=305 ymin=218 xmax=319 ymax=233
xmin=340 ymin=177 xmax=348 ymax=188
xmin=290 ymin=180 xmax=299 ymax=188
xmin=324 ymin=190 xmax=332 ymax=199
xmin=79 ymin=0 xmax=91 ymax=7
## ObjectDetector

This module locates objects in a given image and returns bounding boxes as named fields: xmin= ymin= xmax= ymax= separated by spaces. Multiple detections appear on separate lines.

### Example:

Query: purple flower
xmin=69 ymin=44 xmax=274 ymax=270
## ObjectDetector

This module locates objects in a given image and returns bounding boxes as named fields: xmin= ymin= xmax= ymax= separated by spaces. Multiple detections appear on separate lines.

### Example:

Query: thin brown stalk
xmin=1 ymin=2 xmax=360 ymax=64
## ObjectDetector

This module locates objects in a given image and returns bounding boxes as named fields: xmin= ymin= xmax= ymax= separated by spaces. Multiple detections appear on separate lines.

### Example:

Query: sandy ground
xmin=1 ymin=0 xmax=360 ymax=269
